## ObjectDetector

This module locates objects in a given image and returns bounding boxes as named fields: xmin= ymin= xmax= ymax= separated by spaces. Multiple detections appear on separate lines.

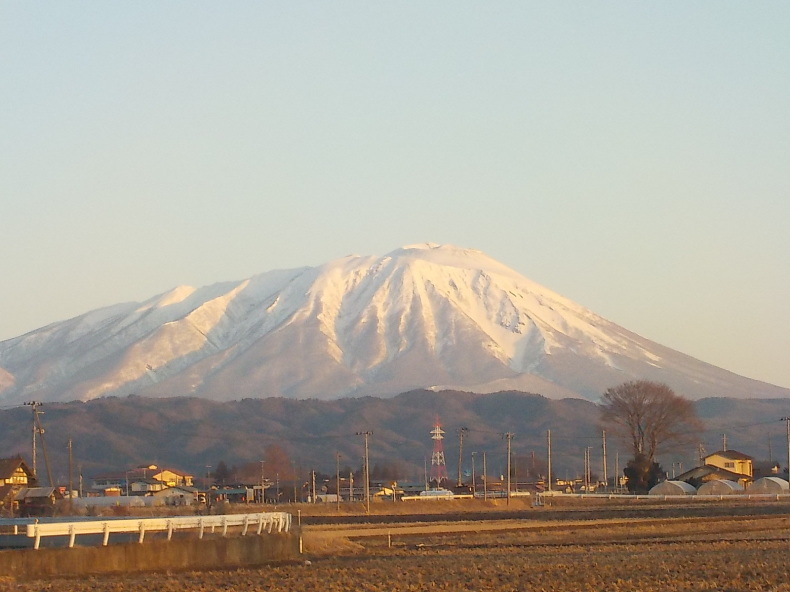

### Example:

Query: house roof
xmin=131 ymin=478 xmax=164 ymax=485
xmin=676 ymin=464 xmax=750 ymax=482
xmin=153 ymin=486 xmax=198 ymax=495
xmin=705 ymin=450 xmax=753 ymax=461
xmin=155 ymin=467 xmax=193 ymax=477
xmin=93 ymin=467 xmax=194 ymax=481
xmin=0 ymin=457 xmax=32 ymax=480
xmin=15 ymin=487 xmax=59 ymax=500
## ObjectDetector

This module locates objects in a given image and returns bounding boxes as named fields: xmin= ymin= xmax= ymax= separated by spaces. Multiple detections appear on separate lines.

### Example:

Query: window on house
xmin=724 ymin=462 xmax=734 ymax=469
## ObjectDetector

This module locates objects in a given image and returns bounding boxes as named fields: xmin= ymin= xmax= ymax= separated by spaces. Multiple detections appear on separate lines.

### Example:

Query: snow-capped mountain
xmin=1 ymin=243 xmax=787 ymax=405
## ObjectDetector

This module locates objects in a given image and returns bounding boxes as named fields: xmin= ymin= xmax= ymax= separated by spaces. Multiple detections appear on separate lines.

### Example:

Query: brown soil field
xmin=6 ymin=512 xmax=790 ymax=591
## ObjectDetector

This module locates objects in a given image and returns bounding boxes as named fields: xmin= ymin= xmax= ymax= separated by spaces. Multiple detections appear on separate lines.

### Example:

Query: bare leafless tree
xmin=599 ymin=380 xmax=700 ymax=464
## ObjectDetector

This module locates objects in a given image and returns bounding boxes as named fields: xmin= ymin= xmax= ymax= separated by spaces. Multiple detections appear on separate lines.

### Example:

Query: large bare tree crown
xmin=599 ymin=380 xmax=700 ymax=463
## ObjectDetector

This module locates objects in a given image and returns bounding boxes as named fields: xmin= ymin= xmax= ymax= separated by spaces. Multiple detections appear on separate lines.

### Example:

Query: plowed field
xmin=6 ymin=514 xmax=790 ymax=591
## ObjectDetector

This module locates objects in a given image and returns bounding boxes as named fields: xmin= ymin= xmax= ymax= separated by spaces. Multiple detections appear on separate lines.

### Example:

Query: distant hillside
xmin=2 ymin=390 xmax=789 ymax=486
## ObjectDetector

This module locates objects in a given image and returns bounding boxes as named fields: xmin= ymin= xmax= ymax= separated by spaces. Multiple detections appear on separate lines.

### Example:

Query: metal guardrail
xmin=25 ymin=512 xmax=292 ymax=550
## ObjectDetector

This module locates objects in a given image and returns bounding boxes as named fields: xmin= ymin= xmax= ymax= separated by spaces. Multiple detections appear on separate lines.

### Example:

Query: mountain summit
xmin=1 ymin=244 xmax=787 ymax=404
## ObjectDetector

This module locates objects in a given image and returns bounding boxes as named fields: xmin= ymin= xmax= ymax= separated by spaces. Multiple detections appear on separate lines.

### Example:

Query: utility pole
xmin=356 ymin=431 xmax=372 ymax=514
xmin=457 ymin=427 xmax=468 ymax=487
xmin=25 ymin=401 xmax=53 ymax=487
xmin=583 ymin=447 xmax=589 ymax=492
xmin=482 ymin=452 xmax=488 ymax=501
xmin=471 ymin=452 xmax=476 ymax=497
xmin=25 ymin=402 xmax=41 ymax=479
xmin=504 ymin=432 xmax=514 ymax=505
xmin=615 ymin=452 xmax=620 ymax=491
xmin=782 ymin=417 xmax=790 ymax=483
xmin=547 ymin=429 xmax=552 ymax=492
xmin=67 ymin=437 xmax=74 ymax=512
xmin=601 ymin=430 xmax=608 ymax=490
xmin=311 ymin=470 xmax=316 ymax=504
xmin=335 ymin=452 xmax=341 ymax=511
xmin=260 ymin=460 xmax=266 ymax=504
xmin=722 ymin=433 xmax=727 ymax=452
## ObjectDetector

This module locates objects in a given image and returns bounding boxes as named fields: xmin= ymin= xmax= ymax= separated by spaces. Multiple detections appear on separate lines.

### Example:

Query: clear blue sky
xmin=2 ymin=3 xmax=788 ymax=388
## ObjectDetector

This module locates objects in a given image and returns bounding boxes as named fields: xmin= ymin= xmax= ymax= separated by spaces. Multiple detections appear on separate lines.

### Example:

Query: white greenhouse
xmin=747 ymin=477 xmax=790 ymax=494
xmin=697 ymin=479 xmax=743 ymax=495
xmin=648 ymin=480 xmax=696 ymax=496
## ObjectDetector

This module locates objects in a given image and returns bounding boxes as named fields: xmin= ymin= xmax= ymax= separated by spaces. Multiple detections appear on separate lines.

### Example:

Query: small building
xmin=648 ymin=480 xmax=696 ymax=496
xmin=130 ymin=478 xmax=167 ymax=495
xmin=152 ymin=486 xmax=198 ymax=506
xmin=752 ymin=460 xmax=781 ymax=479
xmin=697 ymin=479 xmax=743 ymax=495
xmin=747 ymin=477 xmax=790 ymax=494
xmin=15 ymin=487 xmax=63 ymax=516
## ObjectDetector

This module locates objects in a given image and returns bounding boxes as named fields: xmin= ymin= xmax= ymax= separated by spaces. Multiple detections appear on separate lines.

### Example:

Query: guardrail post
xmin=222 ymin=516 xmax=228 ymax=537
xmin=68 ymin=524 xmax=76 ymax=548
xmin=138 ymin=522 xmax=146 ymax=543
xmin=103 ymin=523 xmax=110 ymax=546
xmin=198 ymin=518 xmax=204 ymax=539
xmin=167 ymin=520 xmax=174 ymax=541
xmin=242 ymin=515 xmax=249 ymax=536
xmin=33 ymin=524 xmax=41 ymax=550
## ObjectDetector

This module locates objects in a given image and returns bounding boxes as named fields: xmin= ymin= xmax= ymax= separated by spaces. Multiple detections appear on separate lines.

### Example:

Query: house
xmin=130 ymin=478 xmax=168 ymax=495
xmin=0 ymin=457 xmax=36 ymax=488
xmin=676 ymin=450 xmax=754 ymax=488
xmin=0 ymin=457 xmax=37 ymax=514
xmin=704 ymin=450 xmax=753 ymax=479
xmin=675 ymin=464 xmax=749 ymax=487
xmin=90 ymin=465 xmax=194 ymax=495
xmin=151 ymin=468 xmax=194 ymax=488
xmin=89 ymin=473 xmax=128 ymax=494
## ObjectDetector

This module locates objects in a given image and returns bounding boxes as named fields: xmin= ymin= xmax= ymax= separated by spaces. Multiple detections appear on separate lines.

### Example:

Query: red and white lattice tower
xmin=429 ymin=417 xmax=449 ymax=484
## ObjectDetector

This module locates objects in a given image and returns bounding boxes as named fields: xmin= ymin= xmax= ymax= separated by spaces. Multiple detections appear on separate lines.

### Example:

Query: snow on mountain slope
xmin=0 ymin=243 xmax=787 ymax=404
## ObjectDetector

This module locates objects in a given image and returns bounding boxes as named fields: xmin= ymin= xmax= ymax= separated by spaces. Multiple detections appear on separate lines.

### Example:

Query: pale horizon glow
xmin=1 ymin=3 xmax=788 ymax=389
